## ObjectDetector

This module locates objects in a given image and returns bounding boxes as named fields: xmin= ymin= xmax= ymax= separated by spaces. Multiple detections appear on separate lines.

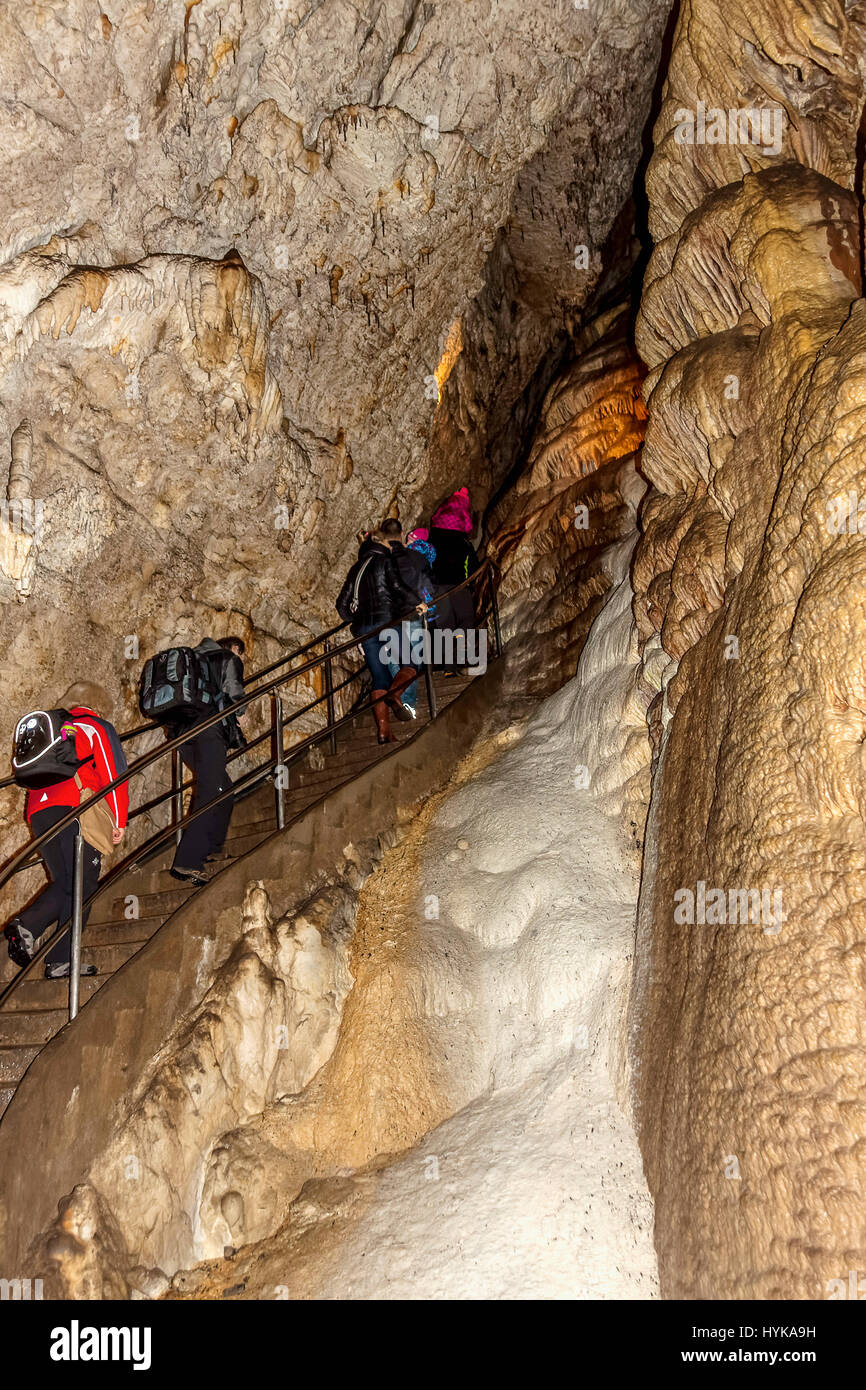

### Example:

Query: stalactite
xmin=8 ymin=420 xmax=33 ymax=502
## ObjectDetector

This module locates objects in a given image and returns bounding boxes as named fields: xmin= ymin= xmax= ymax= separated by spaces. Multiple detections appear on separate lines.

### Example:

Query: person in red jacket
xmin=4 ymin=683 xmax=128 ymax=980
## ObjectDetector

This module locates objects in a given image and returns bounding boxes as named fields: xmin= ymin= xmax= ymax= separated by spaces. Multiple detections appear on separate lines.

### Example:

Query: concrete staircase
xmin=0 ymin=670 xmax=475 ymax=1120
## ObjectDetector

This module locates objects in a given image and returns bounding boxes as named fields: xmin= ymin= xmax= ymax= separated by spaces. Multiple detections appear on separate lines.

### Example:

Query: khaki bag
xmin=74 ymin=774 xmax=116 ymax=856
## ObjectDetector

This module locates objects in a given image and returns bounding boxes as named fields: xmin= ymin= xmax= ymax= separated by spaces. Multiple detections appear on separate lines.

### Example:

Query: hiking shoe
xmin=4 ymin=920 xmax=34 ymax=967
xmin=402 ymin=703 xmax=417 ymax=719
xmin=170 ymin=866 xmax=209 ymax=888
xmin=44 ymin=962 xmax=97 ymax=980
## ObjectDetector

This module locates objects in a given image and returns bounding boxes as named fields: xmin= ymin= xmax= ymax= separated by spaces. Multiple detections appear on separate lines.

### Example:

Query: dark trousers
xmin=19 ymin=807 xmax=102 ymax=967
xmin=172 ymin=725 xmax=234 ymax=871
xmin=361 ymin=635 xmax=396 ymax=689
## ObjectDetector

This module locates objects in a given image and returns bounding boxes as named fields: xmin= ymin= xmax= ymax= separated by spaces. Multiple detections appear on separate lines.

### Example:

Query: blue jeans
xmin=362 ymin=624 xmax=422 ymax=709
xmin=386 ymin=620 xmax=422 ymax=711
xmin=361 ymin=636 xmax=395 ymax=690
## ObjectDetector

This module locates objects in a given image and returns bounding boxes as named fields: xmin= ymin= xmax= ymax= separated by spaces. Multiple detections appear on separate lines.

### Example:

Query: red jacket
xmin=25 ymin=706 xmax=130 ymax=828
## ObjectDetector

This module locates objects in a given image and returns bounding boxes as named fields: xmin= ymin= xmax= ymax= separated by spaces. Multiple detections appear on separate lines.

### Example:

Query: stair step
xmin=3 ymin=975 xmax=105 ymax=1011
xmin=294 ymin=766 xmax=363 ymax=791
xmin=78 ymin=940 xmax=146 ymax=974
xmin=89 ymin=884 xmax=193 ymax=925
xmin=225 ymin=788 xmax=280 ymax=827
xmin=0 ymin=1009 xmax=68 ymax=1045
xmin=219 ymin=827 xmax=275 ymax=857
xmin=82 ymin=915 xmax=163 ymax=947
xmin=0 ymin=1044 xmax=41 ymax=1084
xmin=224 ymin=817 xmax=276 ymax=841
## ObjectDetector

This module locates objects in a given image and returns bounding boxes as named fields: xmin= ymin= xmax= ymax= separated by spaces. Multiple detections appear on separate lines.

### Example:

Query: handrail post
xmin=422 ymin=613 xmax=437 ymax=721
xmin=490 ymin=577 xmax=503 ymax=659
xmin=324 ymin=639 xmax=337 ymax=756
xmin=171 ymin=749 xmax=183 ymax=848
xmin=68 ymin=825 xmax=84 ymax=1021
xmin=271 ymin=693 xmax=286 ymax=830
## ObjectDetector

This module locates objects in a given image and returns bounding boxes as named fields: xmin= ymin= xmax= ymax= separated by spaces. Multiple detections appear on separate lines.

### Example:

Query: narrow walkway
xmin=0 ymin=671 xmax=475 ymax=1120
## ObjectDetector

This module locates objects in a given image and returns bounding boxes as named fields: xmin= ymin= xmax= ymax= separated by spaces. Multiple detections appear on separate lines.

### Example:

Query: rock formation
xmin=487 ymin=303 xmax=648 ymax=697
xmin=630 ymin=0 xmax=866 ymax=1299
xmin=21 ymin=534 xmax=657 ymax=1300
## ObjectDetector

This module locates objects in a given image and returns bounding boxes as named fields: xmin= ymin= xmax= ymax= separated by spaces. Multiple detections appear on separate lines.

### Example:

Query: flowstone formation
xmin=487 ymin=302 xmax=648 ymax=699
xmin=629 ymin=0 xmax=866 ymax=1299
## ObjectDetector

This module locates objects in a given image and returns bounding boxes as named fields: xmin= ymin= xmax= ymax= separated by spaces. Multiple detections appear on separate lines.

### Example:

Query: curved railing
xmin=0 ymin=562 xmax=501 ymax=1019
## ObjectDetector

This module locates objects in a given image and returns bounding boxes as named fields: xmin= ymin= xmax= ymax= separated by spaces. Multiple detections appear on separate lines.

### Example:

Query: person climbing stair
xmin=336 ymin=521 xmax=427 ymax=743
xmin=3 ymin=682 xmax=128 ymax=979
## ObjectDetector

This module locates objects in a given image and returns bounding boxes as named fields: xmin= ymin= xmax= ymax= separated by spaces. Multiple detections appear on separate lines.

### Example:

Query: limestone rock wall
xmin=0 ymin=3 xmax=670 ymax=741
xmin=630 ymin=0 xmax=866 ymax=1298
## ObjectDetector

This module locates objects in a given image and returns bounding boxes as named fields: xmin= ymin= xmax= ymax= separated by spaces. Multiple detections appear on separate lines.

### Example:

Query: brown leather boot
xmin=371 ymin=689 xmax=394 ymax=743
xmin=386 ymin=666 xmax=418 ymax=719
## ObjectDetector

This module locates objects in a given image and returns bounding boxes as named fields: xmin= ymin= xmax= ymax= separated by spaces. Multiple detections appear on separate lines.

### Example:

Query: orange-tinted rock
xmin=488 ymin=305 xmax=647 ymax=694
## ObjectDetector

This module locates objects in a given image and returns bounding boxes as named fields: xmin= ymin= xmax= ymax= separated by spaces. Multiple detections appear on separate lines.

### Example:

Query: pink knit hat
xmin=431 ymin=487 xmax=472 ymax=533
xmin=407 ymin=526 xmax=429 ymax=544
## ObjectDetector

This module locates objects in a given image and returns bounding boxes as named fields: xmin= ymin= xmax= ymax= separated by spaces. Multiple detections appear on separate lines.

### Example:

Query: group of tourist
xmin=336 ymin=486 xmax=480 ymax=743
xmin=1 ymin=487 xmax=483 ymax=981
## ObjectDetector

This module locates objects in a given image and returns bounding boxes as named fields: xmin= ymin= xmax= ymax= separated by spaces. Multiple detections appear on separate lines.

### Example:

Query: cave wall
xmin=630 ymin=0 xmax=866 ymax=1298
xmin=0 ymin=0 xmax=671 ymax=831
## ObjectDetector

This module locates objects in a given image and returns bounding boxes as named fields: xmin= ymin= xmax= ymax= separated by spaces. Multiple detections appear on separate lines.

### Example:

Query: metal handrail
xmin=0 ymin=562 xmax=499 ymax=1019
xmin=0 ymin=683 xmax=382 ymax=1013
xmin=0 ymin=617 xmax=352 ymax=792
xmin=0 ymin=665 xmax=362 ymax=881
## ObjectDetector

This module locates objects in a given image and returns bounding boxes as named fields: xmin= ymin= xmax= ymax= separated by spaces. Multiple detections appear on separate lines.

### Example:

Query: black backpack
xmin=336 ymin=555 xmax=375 ymax=622
xmin=12 ymin=708 xmax=90 ymax=789
xmin=139 ymin=647 xmax=218 ymax=725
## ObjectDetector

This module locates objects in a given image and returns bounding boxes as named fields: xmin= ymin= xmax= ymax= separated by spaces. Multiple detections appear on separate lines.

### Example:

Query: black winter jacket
xmin=336 ymin=539 xmax=422 ymax=636
xmin=427 ymin=527 xmax=478 ymax=587
xmin=391 ymin=542 xmax=436 ymax=602
xmin=196 ymin=639 xmax=244 ymax=703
